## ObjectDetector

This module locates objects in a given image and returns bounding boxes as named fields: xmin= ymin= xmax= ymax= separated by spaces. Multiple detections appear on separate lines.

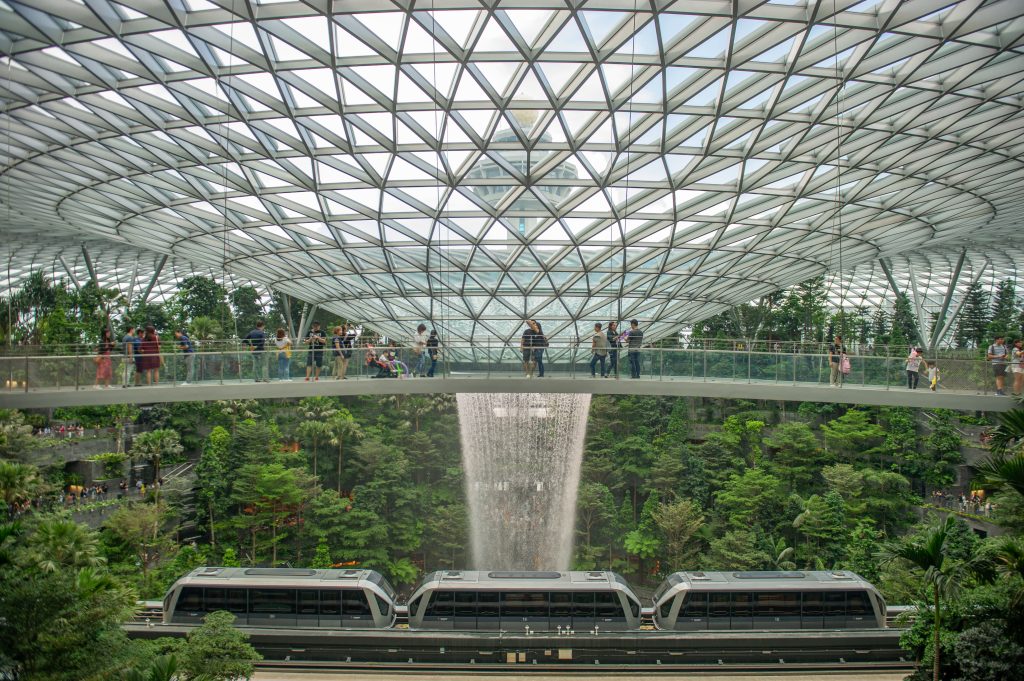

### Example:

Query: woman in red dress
xmin=139 ymin=325 xmax=162 ymax=385
xmin=94 ymin=327 xmax=114 ymax=389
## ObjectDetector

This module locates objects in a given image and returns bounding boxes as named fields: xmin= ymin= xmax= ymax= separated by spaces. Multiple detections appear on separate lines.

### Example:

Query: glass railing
xmin=0 ymin=344 xmax=1003 ymax=395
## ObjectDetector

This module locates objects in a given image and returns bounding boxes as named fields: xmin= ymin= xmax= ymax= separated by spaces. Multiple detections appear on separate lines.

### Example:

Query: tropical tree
xmin=175 ymin=611 xmax=261 ymax=681
xmin=130 ymin=428 xmax=183 ymax=486
xmin=297 ymin=419 xmax=332 ymax=479
xmin=878 ymin=515 xmax=965 ymax=681
xmin=327 ymin=410 xmax=362 ymax=494
xmin=0 ymin=460 xmax=44 ymax=507
xmin=988 ymin=536 xmax=1024 ymax=609
xmin=0 ymin=408 xmax=34 ymax=459
xmin=217 ymin=399 xmax=259 ymax=434
xmin=25 ymin=517 xmax=106 ymax=572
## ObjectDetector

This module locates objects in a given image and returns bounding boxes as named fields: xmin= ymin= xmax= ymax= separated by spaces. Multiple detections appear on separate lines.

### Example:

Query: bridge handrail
xmin=0 ymin=343 xmax=1003 ymax=396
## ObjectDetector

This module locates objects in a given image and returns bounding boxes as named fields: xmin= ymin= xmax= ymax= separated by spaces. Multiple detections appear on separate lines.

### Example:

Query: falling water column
xmin=456 ymin=392 xmax=592 ymax=571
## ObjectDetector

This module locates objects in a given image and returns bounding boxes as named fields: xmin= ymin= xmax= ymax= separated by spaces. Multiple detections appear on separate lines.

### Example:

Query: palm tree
xmin=296 ymin=419 xmax=332 ymax=478
xmin=300 ymin=396 xmax=338 ymax=422
xmin=328 ymin=411 xmax=362 ymax=494
xmin=27 ymin=517 xmax=106 ymax=572
xmin=878 ymin=514 xmax=963 ymax=681
xmin=130 ymin=428 xmax=183 ymax=486
xmin=0 ymin=460 xmax=44 ymax=507
xmin=986 ymin=402 xmax=1024 ymax=454
xmin=217 ymin=399 xmax=259 ymax=434
xmin=972 ymin=452 xmax=1024 ymax=497
xmin=764 ymin=535 xmax=796 ymax=571
xmin=989 ymin=536 xmax=1024 ymax=609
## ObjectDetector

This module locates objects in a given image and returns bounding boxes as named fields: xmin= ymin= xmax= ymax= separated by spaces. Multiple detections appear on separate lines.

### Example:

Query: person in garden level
xmin=590 ymin=322 xmax=609 ymax=377
xmin=94 ymin=327 xmax=115 ymax=389
xmin=305 ymin=321 xmax=327 ymax=382
xmin=275 ymin=328 xmax=292 ymax=381
xmin=905 ymin=346 xmax=924 ymax=389
xmin=243 ymin=320 xmax=267 ymax=382
xmin=627 ymin=319 xmax=644 ymax=379
xmin=1011 ymin=338 xmax=1024 ymax=396
xmin=828 ymin=335 xmax=847 ymax=387
xmin=987 ymin=335 xmax=1008 ymax=396
xmin=173 ymin=329 xmax=195 ymax=384
xmin=412 ymin=323 xmax=429 ymax=377
xmin=606 ymin=320 xmax=621 ymax=378
xmin=426 ymin=329 xmax=440 ymax=377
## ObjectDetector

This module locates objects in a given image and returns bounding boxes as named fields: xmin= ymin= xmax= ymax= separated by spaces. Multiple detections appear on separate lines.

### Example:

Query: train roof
xmin=656 ymin=570 xmax=875 ymax=597
xmin=415 ymin=570 xmax=635 ymax=591
xmin=174 ymin=566 xmax=395 ymax=596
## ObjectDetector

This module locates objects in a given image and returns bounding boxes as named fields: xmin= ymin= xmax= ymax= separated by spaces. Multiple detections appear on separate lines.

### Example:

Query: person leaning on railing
xmin=243 ymin=320 xmax=267 ymax=382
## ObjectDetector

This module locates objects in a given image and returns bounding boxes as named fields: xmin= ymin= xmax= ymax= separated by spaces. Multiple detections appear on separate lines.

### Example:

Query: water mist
xmin=455 ymin=392 xmax=591 ymax=571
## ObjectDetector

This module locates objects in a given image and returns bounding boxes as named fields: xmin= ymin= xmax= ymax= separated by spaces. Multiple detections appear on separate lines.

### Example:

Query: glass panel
xmin=320 ymin=590 xmax=341 ymax=615
xmin=478 ymin=591 xmax=499 ymax=617
xmin=342 ymin=589 xmax=371 ymax=615
xmin=709 ymin=592 xmax=731 ymax=617
xmin=682 ymin=592 xmax=708 ymax=617
xmin=454 ymin=591 xmax=476 ymax=616
xmin=375 ymin=594 xmax=391 ymax=617
xmin=251 ymin=589 xmax=296 ymax=613
xmin=847 ymin=590 xmax=872 ymax=616
xmin=825 ymin=591 xmax=846 ymax=616
xmin=755 ymin=592 xmax=798 ymax=616
xmin=573 ymin=590 xmax=594 ymax=617
xmin=502 ymin=591 xmax=548 ymax=617
xmin=802 ymin=591 xmax=824 ymax=616
xmin=177 ymin=587 xmax=202 ymax=611
xmin=595 ymin=591 xmax=623 ymax=618
xmin=731 ymin=591 xmax=752 ymax=617
xmin=298 ymin=590 xmax=319 ymax=614
xmin=205 ymin=588 xmax=226 ymax=611
xmin=550 ymin=592 xmax=572 ymax=617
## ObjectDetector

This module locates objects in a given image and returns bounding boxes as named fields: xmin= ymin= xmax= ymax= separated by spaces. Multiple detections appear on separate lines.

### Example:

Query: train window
xmin=425 ymin=591 xmax=454 ymax=617
xmin=177 ymin=587 xmax=202 ymax=612
xmin=251 ymin=589 xmax=296 ymax=614
xmin=595 ymin=592 xmax=623 ymax=619
xmin=627 ymin=597 xmax=640 ymax=618
xmin=659 ymin=597 xmax=674 ymax=619
xmin=847 ymin=591 xmax=872 ymax=616
xmin=454 ymin=591 xmax=475 ymax=616
xmin=755 ymin=592 xmax=798 ymax=616
xmin=731 ymin=592 xmax=752 ymax=617
xmin=406 ymin=596 xmax=421 ymax=617
xmin=478 ymin=591 xmax=499 ymax=617
xmin=709 ymin=592 xmax=730 ymax=617
xmin=320 ymin=590 xmax=341 ymax=615
xmin=375 ymin=594 xmax=391 ymax=617
xmin=205 ymin=588 xmax=226 ymax=611
xmin=802 ymin=591 xmax=824 ymax=617
xmin=681 ymin=592 xmax=708 ymax=618
xmin=502 ymin=592 xmax=548 ymax=617
xmin=824 ymin=591 xmax=846 ymax=616
xmin=226 ymin=589 xmax=246 ymax=613
xmin=342 ymin=590 xmax=371 ymax=616
xmin=573 ymin=591 xmax=595 ymax=618
xmin=298 ymin=590 xmax=319 ymax=614
xmin=550 ymin=592 xmax=572 ymax=618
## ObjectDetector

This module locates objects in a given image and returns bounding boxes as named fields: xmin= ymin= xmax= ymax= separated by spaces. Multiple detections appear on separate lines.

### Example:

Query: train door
xmin=801 ymin=591 xmax=825 ymax=629
xmin=296 ymin=589 xmax=319 ymax=628
xmin=708 ymin=592 xmax=731 ymax=630
xmin=595 ymin=591 xmax=629 ymax=631
xmin=675 ymin=591 xmax=708 ymax=631
xmin=846 ymin=590 xmax=874 ymax=628
xmin=453 ymin=591 xmax=477 ymax=630
xmin=249 ymin=589 xmax=297 ymax=627
xmin=572 ymin=591 xmax=595 ymax=631
xmin=421 ymin=590 xmax=454 ymax=630
xmin=341 ymin=589 xmax=373 ymax=628
xmin=477 ymin=591 xmax=500 ymax=630
xmin=549 ymin=592 xmax=573 ymax=631
xmin=319 ymin=590 xmax=342 ymax=628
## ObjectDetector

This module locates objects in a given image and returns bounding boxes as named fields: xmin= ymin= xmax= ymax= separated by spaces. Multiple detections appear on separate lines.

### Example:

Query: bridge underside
xmin=0 ymin=375 xmax=1009 ymax=412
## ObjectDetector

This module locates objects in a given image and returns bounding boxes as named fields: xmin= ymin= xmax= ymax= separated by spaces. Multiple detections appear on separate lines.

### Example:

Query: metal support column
xmin=879 ymin=258 xmax=927 ymax=347
xmin=934 ymin=259 xmax=989 ymax=349
xmin=57 ymin=255 xmax=82 ymax=291
xmin=137 ymin=255 xmax=168 ymax=306
xmin=297 ymin=303 xmax=320 ymax=343
xmin=928 ymin=249 xmax=967 ymax=351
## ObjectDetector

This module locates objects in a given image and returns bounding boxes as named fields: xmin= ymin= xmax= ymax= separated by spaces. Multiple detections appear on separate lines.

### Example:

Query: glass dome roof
xmin=1 ymin=0 xmax=1022 ymax=343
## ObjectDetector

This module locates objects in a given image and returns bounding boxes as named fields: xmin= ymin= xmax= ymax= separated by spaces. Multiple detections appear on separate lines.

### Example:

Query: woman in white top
xmin=905 ymin=348 xmax=923 ymax=389
xmin=412 ymin=323 xmax=429 ymax=377
xmin=275 ymin=328 xmax=292 ymax=381
xmin=1011 ymin=339 xmax=1024 ymax=396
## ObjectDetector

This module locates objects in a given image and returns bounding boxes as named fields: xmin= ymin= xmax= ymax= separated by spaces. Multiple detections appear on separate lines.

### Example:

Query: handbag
xmin=840 ymin=354 xmax=852 ymax=375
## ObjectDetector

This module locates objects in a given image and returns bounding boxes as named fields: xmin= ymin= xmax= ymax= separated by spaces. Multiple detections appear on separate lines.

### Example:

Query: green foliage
xmin=310 ymin=536 xmax=333 ymax=568
xmin=820 ymin=409 xmax=884 ymax=464
xmin=131 ymin=429 xmax=184 ymax=483
xmin=0 ymin=409 xmax=38 ymax=460
xmin=175 ymin=611 xmax=261 ymax=681
xmin=955 ymin=281 xmax=991 ymax=349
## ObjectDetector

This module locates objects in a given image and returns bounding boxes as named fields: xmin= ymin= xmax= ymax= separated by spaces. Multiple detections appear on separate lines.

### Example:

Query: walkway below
xmin=0 ymin=373 xmax=1011 ymax=411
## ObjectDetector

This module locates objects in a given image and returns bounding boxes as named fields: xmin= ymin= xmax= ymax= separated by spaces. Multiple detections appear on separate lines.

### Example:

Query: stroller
xmin=366 ymin=347 xmax=408 ymax=378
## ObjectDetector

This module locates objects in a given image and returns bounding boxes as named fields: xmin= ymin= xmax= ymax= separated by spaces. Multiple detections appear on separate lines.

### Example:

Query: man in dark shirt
xmin=627 ymin=319 xmax=644 ymax=378
xmin=174 ymin=329 xmax=195 ymax=384
xmin=133 ymin=328 xmax=144 ymax=386
xmin=521 ymin=320 xmax=537 ymax=377
xmin=606 ymin=321 xmax=620 ymax=378
xmin=305 ymin=321 xmax=327 ymax=381
xmin=244 ymin=321 xmax=267 ymax=382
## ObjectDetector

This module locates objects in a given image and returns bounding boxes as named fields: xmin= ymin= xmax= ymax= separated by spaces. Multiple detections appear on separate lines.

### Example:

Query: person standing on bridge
xmin=626 ymin=319 xmax=644 ymax=378
xmin=828 ymin=335 xmax=846 ymax=387
xmin=521 ymin=320 xmax=538 ymax=377
xmin=1011 ymin=338 xmax=1024 ymax=396
xmin=139 ymin=325 xmax=161 ymax=385
xmin=331 ymin=325 xmax=348 ymax=380
xmin=305 ymin=321 xmax=327 ymax=381
xmin=121 ymin=325 xmax=136 ymax=388
xmin=532 ymin=320 xmax=547 ymax=377
xmin=412 ymin=323 xmax=429 ymax=377
xmin=174 ymin=329 xmax=195 ymax=385
xmin=275 ymin=328 xmax=292 ymax=381
xmin=243 ymin=320 xmax=267 ymax=382
xmin=426 ymin=329 xmax=440 ymax=377
xmin=987 ymin=335 xmax=1008 ymax=396
xmin=905 ymin=347 xmax=923 ymax=389
xmin=606 ymin=321 xmax=620 ymax=378
xmin=94 ymin=327 xmax=114 ymax=389
xmin=590 ymin=322 xmax=608 ymax=377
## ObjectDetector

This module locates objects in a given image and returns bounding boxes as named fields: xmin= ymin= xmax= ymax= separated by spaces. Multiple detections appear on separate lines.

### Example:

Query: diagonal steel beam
xmin=137 ymin=254 xmax=168 ymax=306
xmin=879 ymin=257 xmax=926 ymax=347
xmin=936 ymin=258 xmax=989 ymax=348
xmin=57 ymin=255 xmax=82 ymax=291
xmin=928 ymin=248 xmax=967 ymax=351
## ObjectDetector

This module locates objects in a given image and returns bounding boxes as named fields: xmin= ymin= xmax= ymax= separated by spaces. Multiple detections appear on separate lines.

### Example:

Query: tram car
xmin=407 ymin=570 xmax=643 ymax=631
xmin=164 ymin=567 xmax=397 ymax=628
xmin=652 ymin=570 xmax=887 ymax=631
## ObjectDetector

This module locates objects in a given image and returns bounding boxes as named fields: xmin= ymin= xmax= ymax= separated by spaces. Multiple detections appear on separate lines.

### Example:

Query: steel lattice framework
xmin=1 ymin=0 xmax=1023 ymax=343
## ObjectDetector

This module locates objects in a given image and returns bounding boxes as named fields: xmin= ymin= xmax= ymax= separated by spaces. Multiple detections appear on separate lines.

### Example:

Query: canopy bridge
xmin=0 ymin=346 xmax=1010 ymax=412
